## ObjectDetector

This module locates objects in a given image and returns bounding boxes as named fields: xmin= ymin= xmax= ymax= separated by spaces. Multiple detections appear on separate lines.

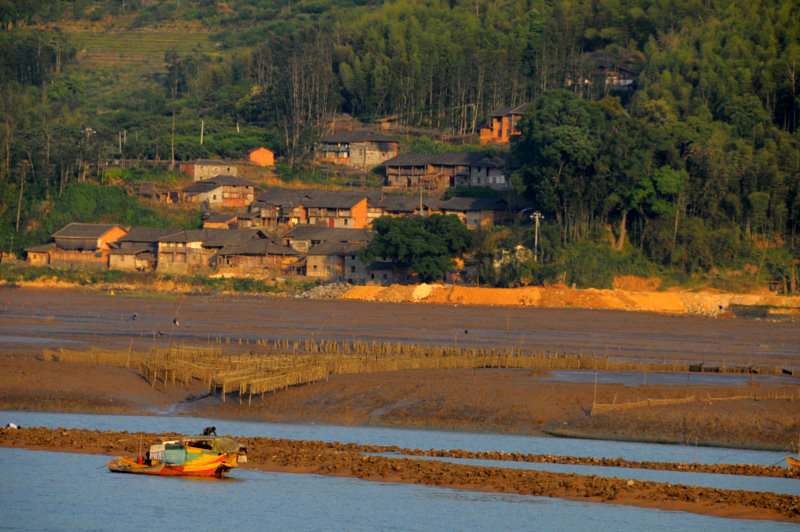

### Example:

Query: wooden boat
xmin=787 ymin=456 xmax=800 ymax=470
xmin=107 ymin=435 xmax=247 ymax=478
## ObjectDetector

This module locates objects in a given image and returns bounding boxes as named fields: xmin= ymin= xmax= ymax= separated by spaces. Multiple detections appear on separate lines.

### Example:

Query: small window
xmin=351 ymin=266 xmax=356 ymax=273
xmin=344 ymin=219 xmax=348 ymax=225
xmin=312 ymin=264 xmax=318 ymax=271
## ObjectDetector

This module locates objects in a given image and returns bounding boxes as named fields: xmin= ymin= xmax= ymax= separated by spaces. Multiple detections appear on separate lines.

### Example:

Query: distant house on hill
xmin=315 ymin=131 xmax=398 ymax=169
xmin=432 ymin=197 xmax=511 ymax=228
xmin=202 ymin=212 xmax=256 ymax=229
xmin=383 ymin=152 xmax=509 ymax=191
xmin=479 ymin=104 xmax=529 ymax=145
xmin=247 ymin=147 xmax=274 ymax=167
xmin=180 ymin=159 xmax=239 ymax=182
xmin=304 ymin=191 xmax=369 ymax=229
xmin=249 ymin=188 xmax=316 ymax=229
xmin=179 ymin=175 xmax=256 ymax=208
xmin=250 ymin=188 xmax=369 ymax=229
xmin=26 ymin=223 xmax=127 ymax=269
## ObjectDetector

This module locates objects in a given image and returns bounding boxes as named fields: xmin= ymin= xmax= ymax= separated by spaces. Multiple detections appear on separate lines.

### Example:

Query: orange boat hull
xmin=107 ymin=454 xmax=232 ymax=478
xmin=788 ymin=456 xmax=800 ymax=470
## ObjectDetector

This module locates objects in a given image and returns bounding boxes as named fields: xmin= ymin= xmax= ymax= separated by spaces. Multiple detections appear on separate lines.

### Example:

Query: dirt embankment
xmin=7 ymin=273 xmax=800 ymax=317
xmin=2 ymin=427 xmax=798 ymax=523
xmin=341 ymin=281 xmax=800 ymax=317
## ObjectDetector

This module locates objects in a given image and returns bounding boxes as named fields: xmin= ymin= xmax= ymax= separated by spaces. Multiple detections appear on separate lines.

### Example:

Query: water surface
xmin=3 ymin=410 xmax=789 ymax=467
xmin=1 ymin=448 xmax=793 ymax=531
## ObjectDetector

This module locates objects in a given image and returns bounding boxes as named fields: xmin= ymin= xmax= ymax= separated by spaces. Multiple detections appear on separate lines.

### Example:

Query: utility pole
xmin=531 ymin=211 xmax=542 ymax=262
xmin=15 ymin=163 xmax=25 ymax=232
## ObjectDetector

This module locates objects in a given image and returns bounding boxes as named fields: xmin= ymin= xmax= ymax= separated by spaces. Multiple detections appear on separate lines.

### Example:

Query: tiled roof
xmin=318 ymin=130 xmax=397 ymax=144
xmin=183 ymin=175 xmax=256 ymax=193
xmin=109 ymin=244 xmax=152 ymax=255
xmin=253 ymin=188 xmax=317 ymax=207
xmin=184 ymin=159 xmax=236 ymax=166
xmin=285 ymin=226 xmax=371 ymax=243
xmin=437 ymin=197 xmax=508 ymax=212
xmin=254 ymin=188 xmax=367 ymax=209
xmin=488 ymin=103 xmax=530 ymax=117
xmin=375 ymin=195 xmax=421 ymax=212
xmin=25 ymin=243 xmax=56 ymax=253
xmin=205 ymin=213 xmax=238 ymax=224
xmin=383 ymin=152 xmax=502 ymax=168
xmin=218 ymin=240 xmax=300 ymax=256
xmin=158 ymin=228 xmax=264 ymax=247
xmin=52 ymin=223 xmax=121 ymax=239
xmin=307 ymin=241 xmax=366 ymax=256
xmin=118 ymin=227 xmax=182 ymax=243
xmin=303 ymin=191 xmax=367 ymax=208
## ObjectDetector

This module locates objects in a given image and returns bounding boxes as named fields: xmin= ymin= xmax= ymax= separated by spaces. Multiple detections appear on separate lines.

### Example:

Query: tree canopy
xmin=360 ymin=214 xmax=473 ymax=282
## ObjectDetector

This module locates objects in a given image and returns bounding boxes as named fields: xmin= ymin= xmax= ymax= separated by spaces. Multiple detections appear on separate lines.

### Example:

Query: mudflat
xmin=2 ymin=286 xmax=800 ymax=522
xmin=1 ymin=286 xmax=799 ymax=448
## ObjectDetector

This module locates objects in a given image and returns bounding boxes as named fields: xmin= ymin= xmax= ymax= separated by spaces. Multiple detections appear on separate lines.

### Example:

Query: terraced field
xmin=64 ymin=29 xmax=220 ymax=78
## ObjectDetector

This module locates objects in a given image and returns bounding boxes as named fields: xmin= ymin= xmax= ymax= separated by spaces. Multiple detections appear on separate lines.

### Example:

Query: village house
xmin=305 ymin=241 xmax=368 ymax=282
xmin=249 ymin=188 xmax=316 ymax=229
xmin=108 ymin=227 xmax=181 ymax=271
xmin=216 ymin=239 xmax=301 ymax=275
xmin=283 ymin=226 xmax=371 ymax=254
xmin=368 ymin=194 xmax=420 ymax=223
xmin=180 ymin=159 xmax=239 ymax=182
xmin=479 ymin=104 xmax=529 ymax=144
xmin=202 ymin=213 xmax=239 ymax=229
xmin=201 ymin=212 xmax=257 ymax=229
xmin=305 ymin=191 xmax=368 ymax=228
xmin=179 ymin=175 xmax=256 ymax=208
xmin=250 ymin=188 xmax=368 ymax=229
xmin=26 ymin=223 xmax=127 ymax=269
xmin=156 ymin=228 xmax=268 ymax=274
xmin=433 ymin=197 xmax=511 ymax=228
xmin=362 ymin=261 xmax=411 ymax=285
xmin=315 ymin=131 xmax=399 ymax=169
xmin=247 ymin=147 xmax=274 ymax=167
xmin=383 ymin=152 xmax=509 ymax=191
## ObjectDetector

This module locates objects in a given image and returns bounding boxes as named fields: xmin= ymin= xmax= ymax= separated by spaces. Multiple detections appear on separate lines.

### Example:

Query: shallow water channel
xmin=3 ymin=410 xmax=797 ymax=514
xmin=4 ymin=410 xmax=799 ymax=529
xmin=4 ymin=447 xmax=796 ymax=532
xmin=0 ymin=449 xmax=795 ymax=531
xmin=3 ymin=410 xmax=789 ymax=467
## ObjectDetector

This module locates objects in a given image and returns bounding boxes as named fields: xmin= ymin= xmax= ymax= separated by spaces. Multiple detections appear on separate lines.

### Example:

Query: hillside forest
xmin=0 ymin=0 xmax=798 ymax=290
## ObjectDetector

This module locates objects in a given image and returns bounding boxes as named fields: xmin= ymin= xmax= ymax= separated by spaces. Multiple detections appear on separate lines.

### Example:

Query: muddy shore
xmin=2 ymin=285 xmax=800 ymax=522
xmin=2 ymin=427 xmax=798 ymax=523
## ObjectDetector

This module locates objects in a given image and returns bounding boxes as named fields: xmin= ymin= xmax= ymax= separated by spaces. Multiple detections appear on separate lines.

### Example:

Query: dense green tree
xmin=360 ymin=214 xmax=472 ymax=282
